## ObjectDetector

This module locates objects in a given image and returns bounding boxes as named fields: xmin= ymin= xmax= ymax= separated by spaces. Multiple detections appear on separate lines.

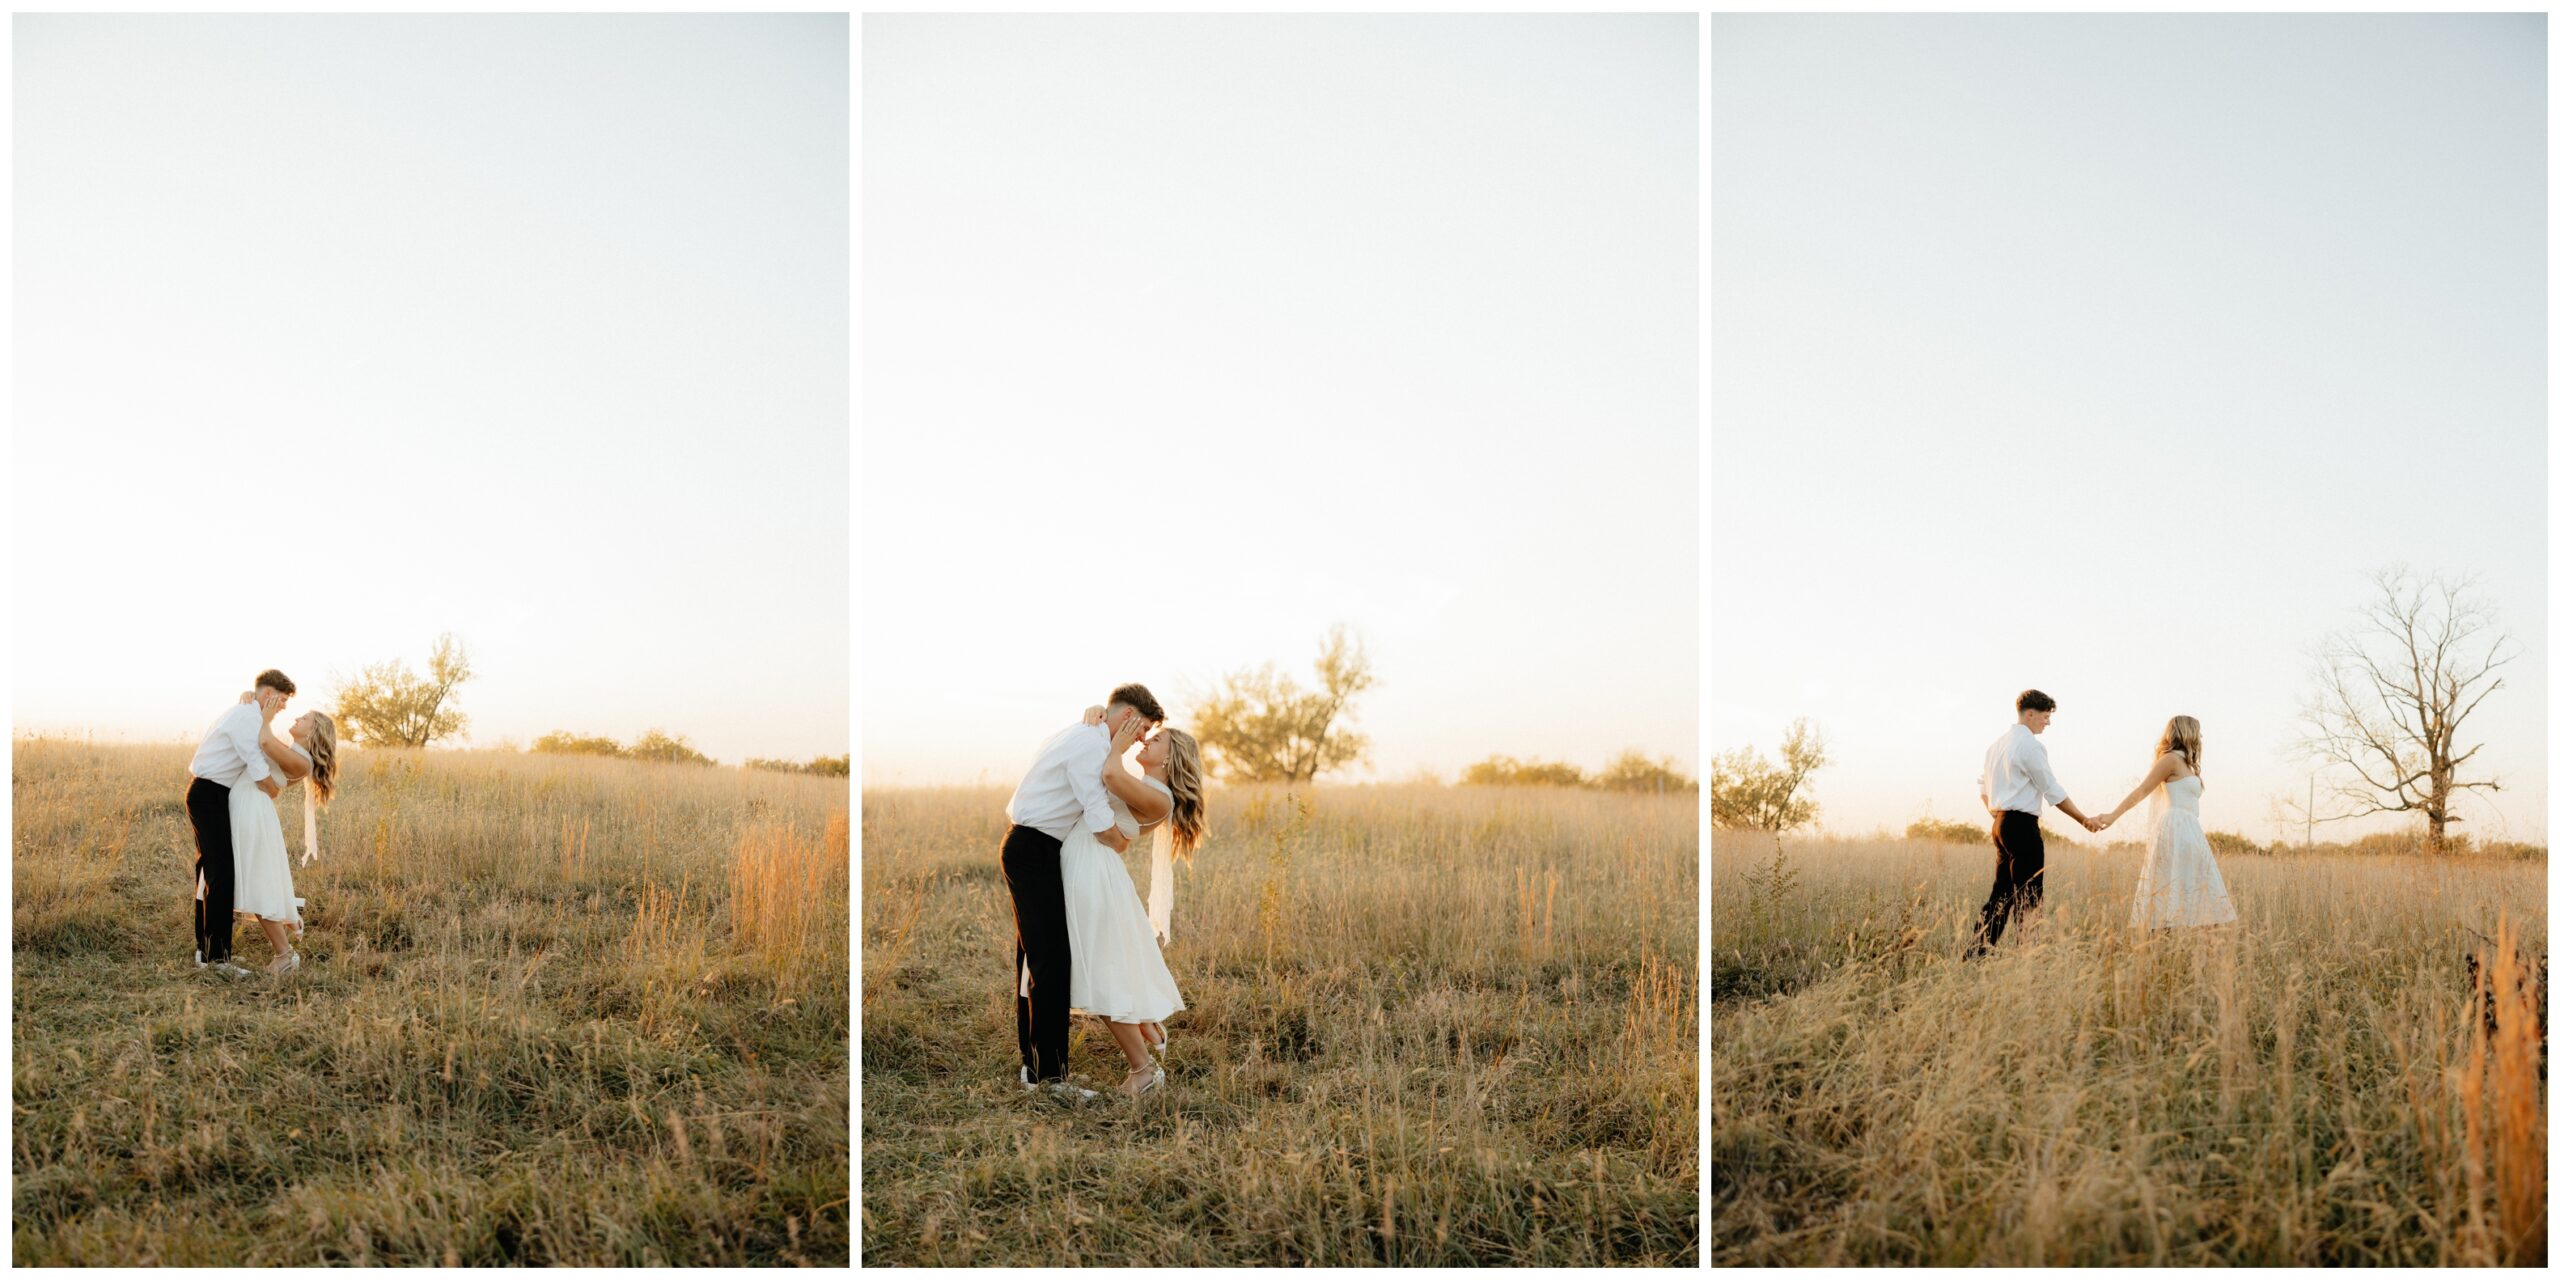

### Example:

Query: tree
xmin=2298 ymin=567 xmax=2516 ymax=852
xmin=1711 ymin=719 xmax=1828 ymax=832
xmin=336 ymin=633 xmax=473 ymax=748
xmin=628 ymin=729 xmax=715 ymax=766
xmin=1192 ymin=624 xmax=1376 ymax=783
xmin=533 ymin=731 xmax=624 ymax=757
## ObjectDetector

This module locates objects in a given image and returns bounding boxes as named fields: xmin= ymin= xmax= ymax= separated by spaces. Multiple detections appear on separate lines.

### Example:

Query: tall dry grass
xmin=11 ymin=737 xmax=849 ymax=1265
xmin=860 ymin=783 xmax=1699 ymax=1266
xmin=1711 ymin=830 xmax=2547 ymax=1265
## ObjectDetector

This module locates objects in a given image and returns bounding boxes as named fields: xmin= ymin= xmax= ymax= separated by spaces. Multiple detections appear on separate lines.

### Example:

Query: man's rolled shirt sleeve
xmin=1067 ymin=729 xmax=1118 ymax=834
xmin=2023 ymin=737 xmax=2067 ymax=806
xmin=226 ymin=706 xmax=271 ymax=785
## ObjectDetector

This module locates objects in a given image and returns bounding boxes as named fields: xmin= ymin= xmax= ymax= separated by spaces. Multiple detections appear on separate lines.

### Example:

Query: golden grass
xmin=1711 ymin=830 xmax=2547 ymax=1265
xmin=11 ymin=737 xmax=849 ymax=1265
xmin=859 ymin=783 xmax=1700 ymax=1266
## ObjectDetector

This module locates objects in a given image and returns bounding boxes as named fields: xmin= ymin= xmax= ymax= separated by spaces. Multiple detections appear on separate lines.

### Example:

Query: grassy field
xmin=11 ymin=738 xmax=849 ymax=1265
xmin=860 ymin=783 xmax=1699 ymax=1266
xmin=1711 ymin=828 xmax=2546 ymax=1266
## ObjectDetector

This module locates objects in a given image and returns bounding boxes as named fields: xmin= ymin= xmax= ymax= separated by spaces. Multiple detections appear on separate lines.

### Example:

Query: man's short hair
xmin=1108 ymin=682 xmax=1166 ymax=723
xmin=2016 ymin=688 xmax=2056 ymax=715
xmin=255 ymin=669 xmax=297 ymax=697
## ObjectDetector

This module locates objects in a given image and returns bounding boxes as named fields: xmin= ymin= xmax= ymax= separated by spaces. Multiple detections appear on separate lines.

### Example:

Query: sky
xmin=1715 ymin=14 xmax=2546 ymax=844
xmin=14 ymin=14 xmax=849 ymax=764
xmin=863 ymin=14 xmax=1698 ymax=787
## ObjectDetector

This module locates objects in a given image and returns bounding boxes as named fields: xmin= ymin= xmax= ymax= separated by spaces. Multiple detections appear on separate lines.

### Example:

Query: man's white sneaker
xmin=209 ymin=961 xmax=255 ymax=981
xmin=1018 ymin=1066 xmax=1038 ymax=1092
xmin=1038 ymin=1079 xmax=1099 ymax=1102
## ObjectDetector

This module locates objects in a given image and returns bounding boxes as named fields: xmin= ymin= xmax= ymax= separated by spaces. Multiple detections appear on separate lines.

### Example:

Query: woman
xmin=1053 ymin=707 xmax=1211 ymax=1098
xmin=2095 ymin=715 xmax=2236 ymax=932
xmin=224 ymin=696 xmax=338 ymax=975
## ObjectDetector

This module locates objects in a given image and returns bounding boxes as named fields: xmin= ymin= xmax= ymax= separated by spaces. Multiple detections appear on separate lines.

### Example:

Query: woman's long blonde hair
xmin=2154 ymin=715 xmax=2202 ymax=777
xmin=1160 ymin=727 xmax=1210 ymax=860
xmin=305 ymin=712 xmax=340 ymax=805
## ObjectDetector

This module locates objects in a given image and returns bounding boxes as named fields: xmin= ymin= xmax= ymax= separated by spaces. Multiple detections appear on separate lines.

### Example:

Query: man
xmin=1967 ymin=688 xmax=2105 ymax=958
xmin=1001 ymin=682 xmax=1164 ymax=1099
xmin=189 ymin=669 xmax=293 ymax=979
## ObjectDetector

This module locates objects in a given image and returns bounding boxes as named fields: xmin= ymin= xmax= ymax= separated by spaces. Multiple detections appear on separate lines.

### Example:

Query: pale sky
xmin=863 ymin=14 xmax=1698 ymax=786
xmin=15 ymin=14 xmax=849 ymax=764
xmin=1715 ymin=15 xmax=2546 ymax=844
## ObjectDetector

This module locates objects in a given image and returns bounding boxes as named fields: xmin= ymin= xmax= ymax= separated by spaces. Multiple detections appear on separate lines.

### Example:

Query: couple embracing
xmin=1001 ymin=684 xmax=1211 ymax=1102
xmin=187 ymin=669 xmax=339 ymax=979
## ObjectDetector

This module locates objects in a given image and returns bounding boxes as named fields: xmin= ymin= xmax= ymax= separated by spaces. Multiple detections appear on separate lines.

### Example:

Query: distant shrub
xmin=1903 ymin=815 xmax=2072 ymax=845
xmin=2475 ymin=840 xmax=2549 ymax=861
xmin=2208 ymin=830 xmax=2268 ymax=858
xmin=1906 ymin=818 xmax=1986 ymax=844
xmin=2267 ymin=830 xmax=2547 ymax=860
xmin=745 ymin=755 xmax=849 ymax=778
xmin=1460 ymin=750 xmax=1700 ymax=793
xmin=1461 ymin=756 xmax=1590 ymax=788
xmin=1595 ymin=751 xmax=1699 ymax=793
xmin=532 ymin=731 xmax=625 ymax=758
xmin=628 ymin=730 xmax=715 ymax=767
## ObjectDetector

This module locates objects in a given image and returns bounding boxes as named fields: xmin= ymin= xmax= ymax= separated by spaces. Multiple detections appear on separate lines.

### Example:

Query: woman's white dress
xmin=2129 ymin=774 xmax=2234 ymax=930
xmin=1050 ymin=776 xmax=1185 ymax=1024
xmin=227 ymin=743 xmax=307 ymax=927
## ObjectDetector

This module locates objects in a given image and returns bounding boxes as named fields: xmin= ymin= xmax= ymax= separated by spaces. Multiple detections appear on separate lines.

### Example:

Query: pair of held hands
xmin=1992 ymin=803 xmax=2117 ymax=833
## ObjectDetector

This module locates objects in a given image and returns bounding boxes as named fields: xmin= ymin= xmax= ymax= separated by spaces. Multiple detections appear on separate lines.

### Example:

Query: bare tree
xmin=2298 ymin=567 xmax=2516 ymax=851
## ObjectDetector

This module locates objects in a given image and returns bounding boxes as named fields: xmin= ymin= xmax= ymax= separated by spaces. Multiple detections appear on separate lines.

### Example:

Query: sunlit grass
xmin=1711 ymin=830 xmax=2546 ymax=1265
xmin=11 ymin=737 xmax=849 ymax=1265
xmin=860 ymin=783 xmax=1700 ymax=1266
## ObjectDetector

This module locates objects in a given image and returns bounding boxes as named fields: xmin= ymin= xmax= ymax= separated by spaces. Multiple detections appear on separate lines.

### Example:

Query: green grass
xmin=12 ymin=738 xmax=849 ymax=1265
xmin=860 ymin=783 xmax=1699 ymax=1266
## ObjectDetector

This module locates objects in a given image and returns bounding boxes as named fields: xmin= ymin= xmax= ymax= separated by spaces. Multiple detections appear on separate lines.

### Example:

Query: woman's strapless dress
xmin=2129 ymin=775 xmax=2235 ymax=930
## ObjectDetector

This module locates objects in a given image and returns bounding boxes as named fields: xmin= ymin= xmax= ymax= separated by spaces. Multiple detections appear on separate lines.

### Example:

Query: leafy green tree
xmin=336 ymin=633 xmax=473 ymax=748
xmin=1193 ymin=624 xmax=1376 ymax=784
xmin=1711 ymin=719 xmax=1828 ymax=833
